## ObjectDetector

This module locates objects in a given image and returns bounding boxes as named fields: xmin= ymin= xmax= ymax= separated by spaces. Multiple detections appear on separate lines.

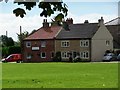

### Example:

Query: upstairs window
xmin=80 ymin=40 xmax=89 ymax=47
xmin=106 ymin=40 xmax=110 ymax=46
xmin=61 ymin=41 xmax=70 ymax=47
xmin=26 ymin=42 xmax=31 ymax=47
xmin=41 ymin=40 xmax=46 ymax=47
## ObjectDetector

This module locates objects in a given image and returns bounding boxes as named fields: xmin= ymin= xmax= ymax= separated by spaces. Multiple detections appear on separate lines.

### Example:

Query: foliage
xmin=2 ymin=46 xmax=21 ymax=58
xmin=2 ymin=47 xmax=9 ymax=58
xmin=53 ymin=51 xmax=61 ymax=62
xmin=29 ymin=29 xmax=37 ymax=35
xmin=1 ymin=0 xmax=68 ymax=21
xmin=2 ymin=63 xmax=118 ymax=88
xmin=115 ymin=50 xmax=120 ymax=55
xmin=0 ymin=35 xmax=14 ymax=47
xmin=17 ymin=31 xmax=29 ymax=43
xmin=8 ymin=46 xmax=21 ymax=55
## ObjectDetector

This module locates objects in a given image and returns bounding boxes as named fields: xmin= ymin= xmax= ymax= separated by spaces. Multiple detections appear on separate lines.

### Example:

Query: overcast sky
xmin=0 ymin=0 xmax=119 ymax=41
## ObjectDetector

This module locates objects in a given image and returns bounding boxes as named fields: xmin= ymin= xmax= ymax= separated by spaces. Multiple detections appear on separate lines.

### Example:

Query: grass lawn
xmin=2 ymin=62 xmax=118 ymax=88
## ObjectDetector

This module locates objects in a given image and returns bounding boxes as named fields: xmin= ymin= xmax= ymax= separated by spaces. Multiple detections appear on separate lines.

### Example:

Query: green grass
xmin=2 ymin=62 xmax=118 ymax=88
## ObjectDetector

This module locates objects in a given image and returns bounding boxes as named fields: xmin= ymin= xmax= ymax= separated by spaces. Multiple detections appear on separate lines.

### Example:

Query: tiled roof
xmin=24 ymin=26 xmax=62 ymax=40
xmin=106 ymin=25 xmax=120 ymax=49
xmin=56 ymin=23 xmax=99 ymax=39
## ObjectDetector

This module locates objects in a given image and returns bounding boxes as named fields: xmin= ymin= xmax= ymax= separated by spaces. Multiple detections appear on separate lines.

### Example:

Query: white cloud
xmin=0 ymin=12 xmax=117 ymax=41
xmin=0 ymin=13 xmax=51 ymax=41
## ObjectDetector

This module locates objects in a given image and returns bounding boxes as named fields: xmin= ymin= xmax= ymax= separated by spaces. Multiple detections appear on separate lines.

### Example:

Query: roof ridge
xmin=105 ymin=17 xmax=119 ymax=24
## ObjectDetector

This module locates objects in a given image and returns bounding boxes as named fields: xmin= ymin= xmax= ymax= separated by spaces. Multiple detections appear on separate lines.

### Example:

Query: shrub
xmin=8 ymin=46 xmax=21 ymax=55
xmin=53 ymin=51 xmax=61 ymax=62
xmin=2 ymin=47 xmax=9 ymax=58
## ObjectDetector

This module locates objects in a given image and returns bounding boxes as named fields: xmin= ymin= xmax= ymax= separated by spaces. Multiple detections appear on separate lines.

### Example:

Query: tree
xmin=0 ymin=35 xmax=14 ymax=47
xmin=17 ymin=31 xmax=29 ymax=43
xmin=29 ymin=29 xmax=37 ymax=35
xmin=1 ymin=0 xmax=68 ymax=21
xmin=16 ymin=31 xmax=29 ymax=54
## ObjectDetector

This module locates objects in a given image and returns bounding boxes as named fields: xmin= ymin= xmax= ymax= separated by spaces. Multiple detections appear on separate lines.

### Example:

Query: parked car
xmin=102 ymin=53 xmax=117 ymax=62
xmin=2 ymin=54 xmax=22 ymax=63
xmin=117 ymin=54 xmax=120 ymax=61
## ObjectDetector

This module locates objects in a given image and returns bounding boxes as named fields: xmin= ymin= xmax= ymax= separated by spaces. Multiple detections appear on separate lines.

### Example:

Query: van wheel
xmin=16 ymin=61 xmax=20 ymax=63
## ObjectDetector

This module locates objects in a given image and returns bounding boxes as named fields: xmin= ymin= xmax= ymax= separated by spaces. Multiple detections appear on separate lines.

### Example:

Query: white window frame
xmin=61 ymin=41 xmax=70 ymax=47
xmin=51 ymin=52 xmax=54 ymax=58
xmin=26 ymin=53 xmax=32 ymax=59
xmin=41 ymin=52 xmax=46 ymax=58
xmin=80 ymin=40 xmax=89 ymax=47
xmin=106 ymin=40 xmax=110 ymax=46
xmin=80 ymin=51 xmax=89 ymax=59
xmin=61 ymin=51 xmax=69 ymax=58
xmin=26 ymin=42 xmax=31 ymax=48
xmin=41 ymin=40 xmax=46 ymax=47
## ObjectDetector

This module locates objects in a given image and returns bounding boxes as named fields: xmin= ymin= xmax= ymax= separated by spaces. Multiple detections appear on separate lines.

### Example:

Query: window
xmin=106 ymin=40 xmax=110 ymax=46
xmin=26 ymin=53 xmax=32 ymax=59
xmin=61 ymin=41 xmax=70 ymax=47
xmin=80 ymin=51 xmax=89 ymax=59
xmin=41 ymin=52 xmax=46 ymax=58
xmin=80 ymin=40 xmax=89 ymax=47
xmin=26 ymin=42 xmax=31 ymax=47
xmin=41 ymin=40 xmax=46 ymax=47
xmin=51 ymin=52 xmax=54 ymax=58
xmin=61 ymin=51 xmax=69 ymax=58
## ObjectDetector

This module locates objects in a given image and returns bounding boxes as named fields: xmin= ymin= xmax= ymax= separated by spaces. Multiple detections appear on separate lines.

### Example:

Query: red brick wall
xmin=23 ymin=40 xmax=55 ymax=62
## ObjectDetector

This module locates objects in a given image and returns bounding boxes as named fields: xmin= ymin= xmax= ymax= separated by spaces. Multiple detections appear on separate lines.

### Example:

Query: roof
xmin=106 ymin=25 xmax=120 ymax=49
xmin=56 ymin=23 xmax=99 ymax=39
xmin=24 ymin=26 xmax=62 ymax=40
xmin=105 ymin=17 xmax=120 ymax=25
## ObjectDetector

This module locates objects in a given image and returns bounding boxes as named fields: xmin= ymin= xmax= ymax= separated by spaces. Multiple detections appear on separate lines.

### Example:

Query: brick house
xmin=23 ymin=19 xmax=62 ymax=62
xmin=23 ymin=17 xmax=113 ymax=62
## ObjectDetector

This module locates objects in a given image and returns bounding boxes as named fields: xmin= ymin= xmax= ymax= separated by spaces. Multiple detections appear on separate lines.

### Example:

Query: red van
xmin=2 ymin=54 xmax=22 ymax=63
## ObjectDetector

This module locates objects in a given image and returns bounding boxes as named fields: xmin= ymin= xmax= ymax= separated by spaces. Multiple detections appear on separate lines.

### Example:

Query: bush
xmin=8 ymin=46 xmax=21 ymax=55
xmin=53 ymin=51 xmax=61 ymax=62
xmin=2 ymin=47 xmax=9 ymax=58
xmin=2 ymin=46 xmax=21 ymax=58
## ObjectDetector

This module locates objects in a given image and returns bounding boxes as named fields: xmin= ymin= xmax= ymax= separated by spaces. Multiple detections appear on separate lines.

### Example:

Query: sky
xmin=0 ymin=0 xmax=119 ymax=41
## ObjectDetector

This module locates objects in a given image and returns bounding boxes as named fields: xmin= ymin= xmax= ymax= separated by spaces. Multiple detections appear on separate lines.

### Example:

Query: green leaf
xmin=13 ymin=8 xmax=26 ymax=18
xmin=55 ymin=13 xmax=64 ymax=22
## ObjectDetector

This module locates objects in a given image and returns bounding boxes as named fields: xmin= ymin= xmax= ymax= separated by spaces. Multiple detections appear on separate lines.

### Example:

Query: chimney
xmin=43 ymin=19 xmax=49 ymax=28
xmin=66 ymin=18 xmax=73 ymax=25
xmin=62 ymin=20 xmax=70 ymax=31
xmin=84 ymin=20 xmax=89 ymax=24
xmin=98 ymin=17 xmax=104 ymax=26
xmin=6 ymin=31 xmax=8 ymax=37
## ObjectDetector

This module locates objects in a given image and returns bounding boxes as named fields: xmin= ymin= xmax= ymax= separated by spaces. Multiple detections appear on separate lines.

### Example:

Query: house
xmin=23 ymin=19 xmax=62 ymax=62
xmin=105 ymin=17 xmax=120 ymax=51
xmin=55 ymin=17 xmax=113 ymax=62
xmin=23 ymin=17 xmax=113 ymax=62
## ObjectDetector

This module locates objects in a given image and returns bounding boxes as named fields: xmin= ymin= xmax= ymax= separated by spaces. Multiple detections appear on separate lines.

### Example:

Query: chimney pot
xmin=66 ymin=18 xmax=73 ymax=25
xmin=43 ymin=19 xmax=49 ymax=28
xmin=84 ymin=20 xmax=89 ymax=23
xmin=98 ymin=17 xmax=104 ymax=26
